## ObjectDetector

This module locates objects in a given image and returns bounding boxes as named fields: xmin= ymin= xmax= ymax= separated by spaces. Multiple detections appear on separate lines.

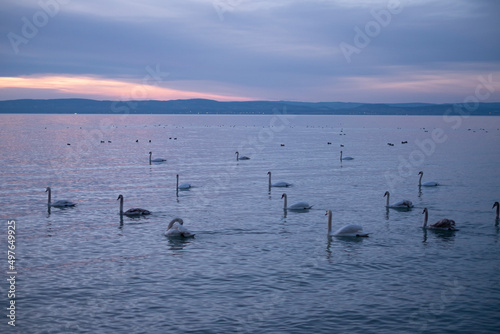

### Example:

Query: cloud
xmin=0 ymin=0 xmax=499 ymax=102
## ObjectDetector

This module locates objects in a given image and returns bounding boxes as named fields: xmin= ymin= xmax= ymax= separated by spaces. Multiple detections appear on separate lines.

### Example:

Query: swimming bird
xmin=421 ymin=208 xmax=457 ymax=230
xmin=45 ymin=187 xmax=76 ymax=207
xmin=235 ymin=151 xmax=250 ymax=160
xmin=384 ymin=191 xmax=413 ymax=210
xmin=165 ymin=218 xmax=194 ymax=237
xmin=493 ymin=202 xmax=499 ymax=219
xmin=281 ymin=193 xmax=312 ymax=210
xmin=418 ymin=171 xmax=439 ymax=187
xmin=326 ymin=210 xmax=369 ymax=237
xmin=268 ymin=171 xmax=291 ymax=189
xmin=340 ymin=151 xmax=354 ymax=161
xmin=117 ymin=194 xmax=151 ymax=216
xmin=149 ymin=151 xmax=166 ymax=165
xmin=176 ymin=174 xmax=191 ymax=191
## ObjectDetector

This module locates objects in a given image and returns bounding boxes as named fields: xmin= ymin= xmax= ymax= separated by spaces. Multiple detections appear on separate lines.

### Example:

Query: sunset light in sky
xmin=1 ymin=0 xmax=499 ymax=103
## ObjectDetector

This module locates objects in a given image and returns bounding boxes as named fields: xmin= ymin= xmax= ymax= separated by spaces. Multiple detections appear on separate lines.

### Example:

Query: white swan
xmin=117 ymin=194 xmax=151 ymax=216
xmin=384 ymin=191 xmax=413 ymax=210
xmin=149 ymin=151 xmax=166 ymax=164
xmin=176 ymin=174 xmax=191 ymax=191
xmin=46 ymin=187 xmax=76 ymax=207
xmin=281 ymin=193 xmax=312 ymax=210
xmin=418 ymin=171 xmax=439 ymax=187
xmin=422 ymin=208 xmax=457 ymax=230
xmin=493 ymin=202 xmax=499 ymax=219
xmin=165 ymin=218 xmax=195 ymax=237
xmin=340 ymin=151 xmax=354 ymax=161
xmin=268 ymin=171 xmax=291 ymax=189
xmin=326 ymin=210 xmax=369 ymax=237
xmin=235 ymin=151 xmax=250 ymax=160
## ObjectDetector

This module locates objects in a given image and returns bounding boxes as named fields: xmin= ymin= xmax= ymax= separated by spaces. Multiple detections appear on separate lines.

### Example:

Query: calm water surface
xmin=1 ymin=113 xmax=500 ymax=333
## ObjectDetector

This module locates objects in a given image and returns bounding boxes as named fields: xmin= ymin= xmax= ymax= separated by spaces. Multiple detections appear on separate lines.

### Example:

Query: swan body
xmin=165 ymin=218 xmax=195 ymax=237
xmin=281 ymin=193 xmax=312 ymax=210
xmin=117 ymin=194 xmax=151 ymax=216
xmin=176 ymin=174 xmax=191 ymax=190
xmin=384 ymin=191 xmax=413 ymax=210
xmin=340 ymin=151 xmax=353 ymax=161
xmin=326 ymin=210 xmax=368 ymax=237
xmin=418 ymin=171 xmax=439 ymax=187
xmin=422 ymin=208 xmax=457 ymax=230
xmin=149 ymin=151 xmax=166 ymax=164
xmin=235 ymin=151 xmax=250 ymax=160
xmin=268 ymin=172 xmax=291 ymax=188
xmin=46 ymin=187 xmax=76 ymax=207
xmin=493 ymin=202 xmax=499 ymax=219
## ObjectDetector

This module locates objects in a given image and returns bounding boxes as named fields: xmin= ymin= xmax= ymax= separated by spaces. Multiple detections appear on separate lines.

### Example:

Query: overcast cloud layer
xmin=1 ymin=0 xmax=499 ymax=102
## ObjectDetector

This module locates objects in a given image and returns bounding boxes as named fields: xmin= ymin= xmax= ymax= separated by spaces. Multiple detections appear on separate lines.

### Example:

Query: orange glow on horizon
xmin=0 ymin=75 xmax=255 ymax=102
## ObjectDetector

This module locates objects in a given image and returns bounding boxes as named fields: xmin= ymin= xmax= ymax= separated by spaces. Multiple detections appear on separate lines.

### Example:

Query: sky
xmin=0 ymin=0 xmax=499 ymax=103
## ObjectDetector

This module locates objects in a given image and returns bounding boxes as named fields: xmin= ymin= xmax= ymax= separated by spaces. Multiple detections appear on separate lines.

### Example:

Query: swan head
xmin=422 ymin=208 xmax=427 ymax=214
xmin=493 ymin=202 xmax=499 ymax=209
xmin=418 ymin=171 xmax=423 ymax=176
xmin=117 ymin=194 xmax=123 ymax=201
xmin=383 ymin=191 xmax=389 ymax=197
xmin=45 ymin=187 xmax=51 ymax=193
xmin=267 ymin=171 xmax=271 ymax=175
xmin=281 ymin=193 xmax=286 ymax=199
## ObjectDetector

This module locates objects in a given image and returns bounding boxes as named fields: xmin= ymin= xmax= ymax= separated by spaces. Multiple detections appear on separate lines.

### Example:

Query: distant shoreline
xmin=0 ymin=98 xmax=499 ymax=116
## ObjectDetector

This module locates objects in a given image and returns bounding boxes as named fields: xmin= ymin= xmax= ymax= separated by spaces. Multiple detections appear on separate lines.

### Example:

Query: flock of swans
xmin=46 ymin=150 xmax=498 ymax=239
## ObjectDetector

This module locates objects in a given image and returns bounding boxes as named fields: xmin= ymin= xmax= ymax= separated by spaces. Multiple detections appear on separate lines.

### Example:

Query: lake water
xmin=1 ymin=112 xmax=500 ymax=333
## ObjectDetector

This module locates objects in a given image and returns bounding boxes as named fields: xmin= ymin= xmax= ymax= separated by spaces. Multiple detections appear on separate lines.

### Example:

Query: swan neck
xmin=47 ymin=188 xmax=51 ymax=203
xmin=167 ymin=218 xmax=183 ymax=230
xmin=149 ymin=153 xmax=152 ymax=165
xmin=283 ymin=194 xmax=287 ymax=209
xmin=495 ymin=204 xmax=499 ymax=218
xmin=385 ymin=193 xmax=389 ymax=207
xmin=327 ymin=211 xmax=332 ymax=234
xmin=423 ymin=210 xmax=428 ymax=227
xmin=268 ymin=172 xmax=271 ymax=189
xmin=119 ymin=197 xmax=123 ymax=213
xmin=418 ymin=173 xmax=423 ymax=186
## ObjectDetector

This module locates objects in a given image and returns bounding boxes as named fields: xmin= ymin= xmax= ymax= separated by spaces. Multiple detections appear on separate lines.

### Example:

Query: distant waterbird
xmin=493 ymin=202 xmax=499 ymax=220
xmin=340 ymin=151 xmax=354 ymax=161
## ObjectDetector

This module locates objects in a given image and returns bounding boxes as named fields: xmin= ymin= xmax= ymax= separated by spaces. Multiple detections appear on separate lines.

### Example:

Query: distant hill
xmin=0 ymin=99 xmax=499 ymax=115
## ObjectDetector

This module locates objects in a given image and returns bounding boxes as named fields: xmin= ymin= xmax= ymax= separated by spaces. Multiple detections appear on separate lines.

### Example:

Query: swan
xmin=418 ymin=171 xmax=439 ymax=187
xmin=281 ymin=193 xmax=312 ymax=210
xmin=117 ymin=194 xmax=151 ymax=216
xmin=268 ymin=171 xmax=291 ymax=189
xmin=326 ymin=210 xmax=369 ymax=237
xmin=422 ymin=208 xmax=457 ymax=230
xmin=235 ymin=151 xmax=250 ymax=160
xmin=384 ymin=191 xmax=413 ymax=210
xmin=149 ymin=151 xmax=166 ymax=164
xmin=165 ymin=218 xmax=195 ymax=237
xmin=493 ymin=202 xmax=499 ymax=219
xmin=45 ymin=187 xmax=76 ymax=207
xmin=176 ymin=174 xmax=191 ymax=190
xmin=340 ymin=151 xmax=354 ymax=161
